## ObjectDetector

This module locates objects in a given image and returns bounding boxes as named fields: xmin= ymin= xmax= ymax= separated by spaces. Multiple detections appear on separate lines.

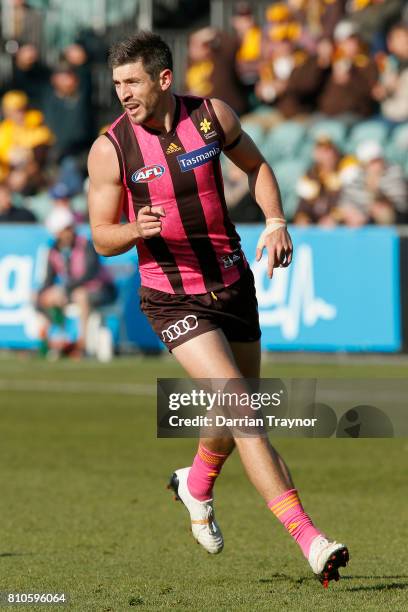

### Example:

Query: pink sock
xmin=268 ymin=489 xmax=324 ymax=558
xmin=187 ymin=444 xmax=229 ymax=501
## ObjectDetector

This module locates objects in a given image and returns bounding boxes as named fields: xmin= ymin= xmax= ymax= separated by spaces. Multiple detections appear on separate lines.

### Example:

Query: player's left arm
xmin=211 ymin=98 xmax=293 ymax=277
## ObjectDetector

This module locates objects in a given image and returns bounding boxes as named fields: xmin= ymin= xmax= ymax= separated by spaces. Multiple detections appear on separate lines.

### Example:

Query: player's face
xmin=113 ymin=61 xmax=162 ymax=125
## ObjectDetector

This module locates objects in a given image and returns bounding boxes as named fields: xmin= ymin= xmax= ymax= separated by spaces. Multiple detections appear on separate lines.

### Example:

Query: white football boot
xmin=308 ymin=535 xmax=349 ymax=587
xmin=167 ymin=467 xmax=224 ymax=554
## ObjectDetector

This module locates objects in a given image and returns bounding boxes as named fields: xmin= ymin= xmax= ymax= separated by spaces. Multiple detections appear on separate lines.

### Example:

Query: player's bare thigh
xmin=230 ymin=341 xmax=261 ymax=378
xmin=172 ymin=329 xmax=260 ymax=379
xmin=172 ymin=330 xmax=260 ymax=453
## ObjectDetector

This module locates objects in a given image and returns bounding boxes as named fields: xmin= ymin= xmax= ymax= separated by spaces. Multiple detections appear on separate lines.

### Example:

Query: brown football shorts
xmin=139 ymin=268 xmax=261 ymax=351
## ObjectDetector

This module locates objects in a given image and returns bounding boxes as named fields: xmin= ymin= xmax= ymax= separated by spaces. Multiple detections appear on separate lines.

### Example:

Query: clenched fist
xmin=135 ymin=206 xmax=165 ymax=239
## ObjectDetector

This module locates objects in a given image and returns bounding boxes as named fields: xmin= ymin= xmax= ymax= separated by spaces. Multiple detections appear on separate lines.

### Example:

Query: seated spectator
xmin=318 ymin=21 xmax=378 ymax=119
xmin=338 ymin=140 xmax=407 ymax=225
xmin=231 ymin=2 xmax=262 ymax=89
xmin=59 ymin=45 xmax=96 ymax=155
xmin=288 ymin=0 xmax=347 ymax=42
xmin=373 ymin=22 xmax=408 ymax=124
xmin=5 ymin=0 xmax=43 ymax=47
xmin=0 ymin=90 xmax=53 ymax=189
xmin=263 ymin=3 xmax=302 ymax=50
xmin=0 ymin=182 xmax=36 ymax=222
xmin=48 ymin=181 xmax=87 ymax=223
xmin=256 ymin=32 xmax=326 ymax=122
xmin=348 ymin=0 xmax=405 ymax=49
xmin=294 ymin=136 xmax=345 ymax=226
xmin=9 ymin=44 xmax=50 ymax=110
xmin=184 ymin=27 xmax=248 ymax=116
xmin=43 ymin=64 xmax=94 ymax=173
xmin=61 ymin=43 xmax=93 ymax=104
xmin=38 ymin=207 xmax=116 ymax=355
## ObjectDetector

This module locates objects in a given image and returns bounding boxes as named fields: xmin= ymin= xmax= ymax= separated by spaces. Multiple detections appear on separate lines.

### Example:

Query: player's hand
xmin=135 ymin=205 xmax=165 ymax=239
xmin=256 ymin=226 xmax=293 ymax=279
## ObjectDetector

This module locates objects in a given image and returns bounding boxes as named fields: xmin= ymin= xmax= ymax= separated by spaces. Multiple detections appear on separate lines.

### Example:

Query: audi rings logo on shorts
xmin=162 ymin=315 xmax=199 ymax=343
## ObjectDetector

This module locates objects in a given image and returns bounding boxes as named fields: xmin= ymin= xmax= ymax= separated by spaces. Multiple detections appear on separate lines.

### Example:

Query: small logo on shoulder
xmin=132 ymin=164 xmax=165 ymax=183
xmin=200 ymin=119 xmax=212 ymax=134
xmin=200 ymin=117 xmax=217 ymax=140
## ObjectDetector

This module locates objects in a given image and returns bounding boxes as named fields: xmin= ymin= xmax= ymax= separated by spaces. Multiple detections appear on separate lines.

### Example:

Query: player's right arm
xmin=87 ymin=135 xmax=164 ymax=256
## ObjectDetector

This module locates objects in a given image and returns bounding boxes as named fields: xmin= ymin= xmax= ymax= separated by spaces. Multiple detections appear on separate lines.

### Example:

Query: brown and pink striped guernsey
xmin=105 ymin=95 xmax=248 ymax=294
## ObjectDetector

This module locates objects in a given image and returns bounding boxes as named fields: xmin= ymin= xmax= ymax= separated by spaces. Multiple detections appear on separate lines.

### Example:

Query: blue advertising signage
xmin=0 ymin=225 xmax=401 ymax=352
xmin=239 ymin=226 xmax=401 ymax=352
xmin=0 ymin=226 xmax=49 ymax=347
xmin=0 ymin=225 xmax=160 ymax=351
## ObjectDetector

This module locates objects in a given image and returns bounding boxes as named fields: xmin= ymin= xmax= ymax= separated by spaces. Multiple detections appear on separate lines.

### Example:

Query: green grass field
xmin=0 ymin=355 xmax=407 ymax=611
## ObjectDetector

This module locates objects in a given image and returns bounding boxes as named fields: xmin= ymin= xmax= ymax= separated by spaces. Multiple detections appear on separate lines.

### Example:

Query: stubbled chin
xmin=126 ymin=108 xmax=143 ymax=123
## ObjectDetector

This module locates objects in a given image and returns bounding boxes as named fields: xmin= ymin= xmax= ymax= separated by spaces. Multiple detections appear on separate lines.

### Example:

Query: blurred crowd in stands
xmin=0 ymin=0 xmax=407 ymax=230
xmin=185 ymin=0 xmax=408 ymax=225
xmin=0 ymin=36 xmax=95 ymax=222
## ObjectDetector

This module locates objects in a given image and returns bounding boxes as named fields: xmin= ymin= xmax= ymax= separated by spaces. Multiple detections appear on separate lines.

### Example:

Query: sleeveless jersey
xmin=105 ymin=95 xmax=248 ymax=294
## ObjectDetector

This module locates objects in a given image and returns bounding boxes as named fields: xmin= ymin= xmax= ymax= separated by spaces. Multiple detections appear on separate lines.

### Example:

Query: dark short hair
xmin=388 ymin=21 xmax=408 ymax=35
xmin=108 ymin=31 xmax=173 ymax=80
xmin=52 ymin=62 xmax=76 ymax=76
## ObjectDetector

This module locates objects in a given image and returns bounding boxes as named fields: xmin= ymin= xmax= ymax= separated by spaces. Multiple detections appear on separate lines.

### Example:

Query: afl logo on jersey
xmin=131 ymin=164 xmax=165 ymax=183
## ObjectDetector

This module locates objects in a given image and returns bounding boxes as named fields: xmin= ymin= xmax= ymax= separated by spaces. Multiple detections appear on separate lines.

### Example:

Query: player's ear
xmin=159 ymin=68 xmax=173 ymax=91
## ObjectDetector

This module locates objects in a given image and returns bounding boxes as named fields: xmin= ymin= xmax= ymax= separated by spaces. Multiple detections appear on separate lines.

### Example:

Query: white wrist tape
xmin=257 ymin=217 xmax=287 ymax=250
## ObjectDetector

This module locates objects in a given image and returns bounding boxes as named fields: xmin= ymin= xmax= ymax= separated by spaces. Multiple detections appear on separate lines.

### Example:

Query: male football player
xmin=87 ymin=32 xmax=349 ymax=587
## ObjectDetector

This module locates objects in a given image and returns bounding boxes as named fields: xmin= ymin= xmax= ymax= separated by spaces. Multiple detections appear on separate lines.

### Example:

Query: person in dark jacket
xmin=0 ymin=182 xmax=36 ymax=222
xmin=318 ymin=20 xmax=378 ymax=119
xmin=256 ymin=33 xmax=327 ymax=121
xmin=9 ymin=44 xmax=50 ymax=110
xmin=43 ymin=64 xmax=94 ymax=161
xmin=184 ymin=27 xmax=248 ymax=116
